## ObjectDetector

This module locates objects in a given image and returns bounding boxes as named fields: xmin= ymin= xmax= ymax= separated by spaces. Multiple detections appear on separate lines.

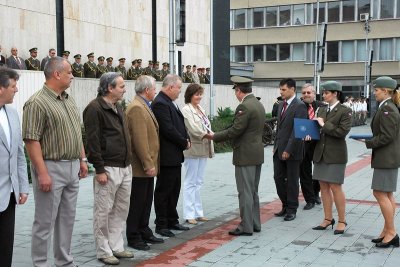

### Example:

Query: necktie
xmin=281 ymin=100 xmax=288 ymax=116
xmin=308 ymin=104 xmax=315 ymax=119
xmin=326 ymin=107 xmax=331 ymax=115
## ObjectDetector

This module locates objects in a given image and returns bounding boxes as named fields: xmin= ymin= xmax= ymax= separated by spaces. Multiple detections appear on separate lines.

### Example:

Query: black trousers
xmin=299 ymin=151 xmax=316 ymax=204
xmin=126 ymin=177 xmax=154 ymax=244
xmin=273 ymin=154 xmax=301 ymax=214
xmin=0 ymin=194 xmax=16 ymax=267
xmin=154 ymin=166 xmax=181 ymax=229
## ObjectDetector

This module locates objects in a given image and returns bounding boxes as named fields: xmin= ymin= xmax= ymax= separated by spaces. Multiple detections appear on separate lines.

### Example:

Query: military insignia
xmin=384 ymin=111 xmax=389 ymax=115
xmin=237 ymin=110 xmax=244 ymax=116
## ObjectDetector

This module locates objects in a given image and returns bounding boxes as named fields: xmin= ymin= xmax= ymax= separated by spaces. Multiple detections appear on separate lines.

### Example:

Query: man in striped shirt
xmin=22 ymin=57 xmax=88 ymax=267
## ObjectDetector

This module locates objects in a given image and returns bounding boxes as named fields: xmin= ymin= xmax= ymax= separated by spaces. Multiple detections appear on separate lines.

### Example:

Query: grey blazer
xmin=273 ymin=97 xmax=308 ymax=161
xmin=0 ymin=105 xmax=29 ymax=212
xmin=6 ymin=55 xmax=26 ymax=70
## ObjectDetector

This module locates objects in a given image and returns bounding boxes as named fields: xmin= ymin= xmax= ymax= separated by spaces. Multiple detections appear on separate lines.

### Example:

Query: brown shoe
xmin=186 ymin=219 xmax=198 ymax=225
xmin=113 ymin=250 xmax=134 ymax=258
xmin=99 ymin=255 xmax=119 ymax=265
xmin=196 ymin=217 xmax=210 ymax=222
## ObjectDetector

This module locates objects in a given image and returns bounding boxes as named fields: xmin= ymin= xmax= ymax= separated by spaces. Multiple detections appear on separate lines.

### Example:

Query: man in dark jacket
xmin=151 ymin=74 xmax=191 ymax=237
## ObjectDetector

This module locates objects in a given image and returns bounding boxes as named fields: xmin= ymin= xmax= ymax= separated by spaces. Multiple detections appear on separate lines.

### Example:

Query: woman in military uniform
xmin=364 ymin=76 xmax=400 ymax=248
xmin=309 ymin=81 xmax=352 ymax=234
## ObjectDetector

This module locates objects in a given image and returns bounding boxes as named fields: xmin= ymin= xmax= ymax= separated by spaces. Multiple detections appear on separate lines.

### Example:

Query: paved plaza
xmin=13 ymin=123 xmax=400 ymax=266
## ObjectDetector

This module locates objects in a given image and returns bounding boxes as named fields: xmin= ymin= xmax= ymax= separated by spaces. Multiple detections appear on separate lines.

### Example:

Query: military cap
xmin=29 ymin=47 xmax=38 ymax=53
xmin=119 ymin=58 xmax=126 ymax=61
xmin=162 ymin=62 xmax=168 ymax=66
xmin=87 ymin=52 xmax=94 ymax=57
xmin=154 ymin=61 xmax=159 ymax=65
xmin=106 ymin=57 xmax=113 ymax=61
xmin=193 ymin=65 xmax=197 ymax=68
xmin=186 ymin=65 xmax=191 ymax=68
xmin=132 ymin=59 xmax=138 ymax=64
xmin=98 ymin=56 xmax=105 ymax=61
xmin=137 ymin=59 xmax=142 ymax=63
xmin=320 ymin=81 xmax=342 ymax=92
xmin=74 ymin=54 xmax=81 ymax=59
xmin=62 ymin=51 xmax=70 ymax=56
xmin=373 ymin=76 xmax=397 ymax=90
xmin=206 ymin=67 xmax=210 ymax=71
xmin=148 ymin=60 xmax=153 ymax=64
xmin=231 ymin=76 xmax=253 ymax=89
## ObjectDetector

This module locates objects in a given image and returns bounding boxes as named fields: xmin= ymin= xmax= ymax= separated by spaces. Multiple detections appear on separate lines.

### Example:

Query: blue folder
xmin=349 ymin=134 xmax=373 ymax=140
xmin=294 ymin=118 xmax=320 ymax=140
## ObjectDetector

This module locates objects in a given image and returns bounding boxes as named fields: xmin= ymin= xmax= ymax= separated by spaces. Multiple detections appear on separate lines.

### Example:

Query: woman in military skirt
xmin=364 ymin=76 xmax=400 ymax=248
xmin=309 ymin=81 xmax=352 ymax=234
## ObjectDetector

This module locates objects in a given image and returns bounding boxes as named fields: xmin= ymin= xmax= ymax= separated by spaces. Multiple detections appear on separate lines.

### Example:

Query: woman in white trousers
xmin=182 ymin=84 xmax=214 ymax=225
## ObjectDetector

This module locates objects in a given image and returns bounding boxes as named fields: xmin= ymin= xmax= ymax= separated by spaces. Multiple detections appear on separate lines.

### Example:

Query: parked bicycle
xmin=263 ymin=117 xmax=277 ymax=146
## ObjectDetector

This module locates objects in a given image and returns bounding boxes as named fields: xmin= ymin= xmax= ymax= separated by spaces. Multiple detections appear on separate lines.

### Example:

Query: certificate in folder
xmin=294 ymin=118 xmax=320 ymax=140
xmin=349 ymin=134 xmax=373 ymax=140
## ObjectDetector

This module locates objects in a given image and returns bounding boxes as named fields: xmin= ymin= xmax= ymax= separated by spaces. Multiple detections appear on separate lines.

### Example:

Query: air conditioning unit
xmin=360 ymin=13 xmax=369 ymax=21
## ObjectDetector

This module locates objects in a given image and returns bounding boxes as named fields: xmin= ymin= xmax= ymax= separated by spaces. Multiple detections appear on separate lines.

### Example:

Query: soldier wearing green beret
xmin=83 ymin=52 xmax=97 ymax=78
xmin=127 ymin=60 xmax=139 ymax=80
xmin=105 ymin=57 xmax=115 ymax=72
xmin=96 ymin=56 xmax=107 ymax=78
xmin=160 ymin=62 xmax=169 ymax=80
xmin=115 ymin=58 xmax=127 ymax=79
xmin=182 ymin=65 xmax=194 ymax=83
xmin=25 ymin=48 xmax=41 ymax=71
xmin=71 ymin=54 xmax=84 ymax=77
xmin=142 ymin=60 xmax=153 ymax=76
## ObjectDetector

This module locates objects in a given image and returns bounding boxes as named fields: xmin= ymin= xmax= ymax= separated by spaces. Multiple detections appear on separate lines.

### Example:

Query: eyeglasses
xmin=302 ymin=91 xmax=313 ymax=95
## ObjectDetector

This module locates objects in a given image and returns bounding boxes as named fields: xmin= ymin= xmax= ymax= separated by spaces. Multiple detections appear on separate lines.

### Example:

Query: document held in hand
xmin=294 ymin=118 xmax=320 ymax=140
xmin=348 ymin=134 xmax=373 ymax=140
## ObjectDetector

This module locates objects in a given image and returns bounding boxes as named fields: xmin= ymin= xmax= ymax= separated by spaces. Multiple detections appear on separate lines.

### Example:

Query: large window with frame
xmin=266 ymin=6 xmax=278 ymax=27
xmin=266 ymin=45 xmax=277 ymax=61
xmin=253 ymin=45 xmax=264 ymax=61
xmin=380 ymin=0 xmax=395 ymax=18
xmin=234 ymin=9 xmax=246 ymax=29
xmin=396 ymin=38 xmax=400 ymax=60
xmin=358 ymin=0 xmax=371 ymax=17
xmin=341 ymin=41 xmax=355 ymax=62
xmin=306 ymin=3 xmax=313 ymax=24
xmin=253 ymin=8 xmax=264 ymax=27
xmin=292 ymin=5 xmax=305 ymax=25
xmin=379 ymin=38 xmax=393 ymax=60
xmin=397 ymin=0 xmax=400 ymax=17
xmin=328 ymin=1 xmax=340 ymax=22
xmin=314 ymin=2 xmax=326 ymax=23
xmin=357 ymin=40 xmax=367 ymax=61
xmin=327 ymin=41 xmax=339 ymax=62
xmin=234 ymin=46 xmax=246 ymax=62
xmin=279 ymin=5 xmax=291 ymax=26
xmin=305 ymin=43 xmax=315 ymax=63
xmin=279 ymin=44 xmax=291 ymax=60
xmin=292 ymin=43 xmax=305 ymax=60
xmin=342 ymin=0 xmax=356 ymax=21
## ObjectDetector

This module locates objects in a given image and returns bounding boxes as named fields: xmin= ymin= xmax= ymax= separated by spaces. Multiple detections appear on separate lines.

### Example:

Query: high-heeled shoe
xmin=371 ymin=237 xmax=384 ymax=243
xmin=334 ymin=221 xmax=347 ymax=235
xmin=312 ymin=218 xmax=335 ymax=230
xmin=376 ymin=234 xmax=399 ymax=248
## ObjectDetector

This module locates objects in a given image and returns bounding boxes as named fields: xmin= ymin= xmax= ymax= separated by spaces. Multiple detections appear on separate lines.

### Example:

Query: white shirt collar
xmin=328 ymin=101 xmax=340 ymax=110
xmin=379 ymin=97 xmax=391 ymax=108
xmin=285 ymin=94 xmax=296 ymax=105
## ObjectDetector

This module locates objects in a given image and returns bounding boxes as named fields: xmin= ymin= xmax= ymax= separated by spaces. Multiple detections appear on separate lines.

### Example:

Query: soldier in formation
xmin=84 ymin=52 xmax=97 ymax=78
xmin=71 ymin=54 xmax=84 ymax=77
xmin=115 ymin=58 xmax=127 ymax=79
xmin=25 ymin=47 xmax=40 ymax=71
xmin=96 ymin=56 xmax=107 ymax=78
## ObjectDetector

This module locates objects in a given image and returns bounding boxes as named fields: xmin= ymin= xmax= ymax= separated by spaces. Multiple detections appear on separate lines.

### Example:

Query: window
xmin=327 ymin=41 xmax=339 ymax=62
xmin=342 ymin=0 xmax=356 ymax=22
xmin=230 ymin=47 xmax=234 ymax=61
xmin=253 ymin=45 xmax=264 ymax=61
xmin=357 ymin=40 xmax=367 ymax=61
xmin=305 ymin=43 xmax=315 ymax=63
xmin=292 ymin=5 xmax=305 ymax=25
xmin=397 ymin=0 xmax=400 ymax=17
xmin=279 ymin=5 xmax=291 ymax=26
xmin=253 ymin=8 xmax=264 ymax=27
xmin=234 ymin=46 xmax=245 ymax=62
xmin=306 ymin=3 xmax=313 ymax=24
xmin=342 ymin=41 xmax=355 ymax=62
xmin=328 ymin=1 xmax=340 ymax=22
xmin=234 ymin=9 xmax=246 ymax=29
xmin=381 ymin=0 xmax=395 ymax=18
xmin=373 ymin=39 xmax=379 ymax=60
xmin=380 ymin=38 xmax=393 ymax=60
xmin=279 ymin=44 xmax=290 ymax=60
xmin=358 ymin=0 xmax=371 ymax=18
xmin=292 ymin=43 xmax=304 ymax=60
xmin=396 ymin=38 xmax=400 ymax=60
xmin=372 ymin=0 xmax=379 ymax=18
xmin=266 ymin=44 xmax=277 ymax=61
xmin=314 ymin=2 xmax=326 ymax=23
xmin=266 ymin=6 xmax=278 ymax=26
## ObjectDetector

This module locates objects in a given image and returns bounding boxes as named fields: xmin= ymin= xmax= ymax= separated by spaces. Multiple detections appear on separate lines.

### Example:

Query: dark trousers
xmin=0 ymin=194 xmax=16 ymax=267
xmin=126 ymin=177 xmax=154 ymax=244
xmin=154 ymin=166 xmax=181 ymax=229
xmin=299 ymin=152 xmax=316 ymax=204
xmin=273 ymin=154 xmax=301 ymax=214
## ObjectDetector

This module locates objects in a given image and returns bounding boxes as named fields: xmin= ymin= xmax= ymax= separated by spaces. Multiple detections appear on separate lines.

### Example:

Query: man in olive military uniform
xmin=205 ymin=67 xmax=211 ymax=84
xmin=198 ymin=68 xmax=206 ymax=84
xmin=96 ymin=56 xmax=107 ymax=78
xmin=182 ymin=65 xmax=194 ymax=83
xmin=160 ymin=62 xmax=169 ymax=80
xmin=106 ymin=57 xmax=115 ymax=72
xmin=137 ymin=59 xmax=143 ymax=70
xmin=71 ymin=54 xmax=84 ymax=77
xmin=127 ymin=59 xmax=139 ymax=80
xmin=62 ymin=51 xmax=71 ymax=64
xmin=25 ymin=47 xmax=41 ymax=71
xmin=205 ymin=76 xmax=266 ymax=236
xmin=115 ymin=58 xmax=127 ymax=79
xmin=83 ymin=52 xmax=97 ymax=78
xmin=143 ymin=60 xmax=153 ymax=76
xmin=152 ymin=61 xmax=163 ymax=81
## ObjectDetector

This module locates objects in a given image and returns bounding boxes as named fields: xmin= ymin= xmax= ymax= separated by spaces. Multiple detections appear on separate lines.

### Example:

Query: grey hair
xmin=302 ymin=83 xmax=316 ymax=93
xmin=43 ymin=57 xmax=67 ymax=79
xmin=162 ymin=74 xmax=182 ymax=88
xmin=0 ymin=67 xmax=19 ymax=88
xmin=135 ymin=75 xmax=156 ymax=94
xmin=97 ymin=72 xmax=123 ymax=96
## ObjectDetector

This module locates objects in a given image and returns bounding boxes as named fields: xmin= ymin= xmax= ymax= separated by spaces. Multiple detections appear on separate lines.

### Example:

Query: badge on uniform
xmin=237 ymin=110 xmax=244 ymax=116
xmin=384 ymin=111 xmax=389 ymax=115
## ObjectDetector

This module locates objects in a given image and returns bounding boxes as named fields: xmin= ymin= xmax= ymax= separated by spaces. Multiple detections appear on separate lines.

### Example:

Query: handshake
xmin=202 ymin=133 xmax=214 ymax=140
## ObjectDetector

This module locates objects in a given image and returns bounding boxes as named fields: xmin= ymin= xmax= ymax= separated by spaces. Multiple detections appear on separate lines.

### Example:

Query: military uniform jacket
xmin=25 ymin=57 xmax=40 ymax=71
xmin=126 ymin=67 xmax=137 ymax=80
xmin=83 ymin=61 xmax=97 ymax=78
xmin=115 ymin=66 xmax=127 ymax=79
xmin=182 ymin=72 xmax=194 ymax=83
xmin=152 ymin=69 xmax=163 ymax=81
xmin=71 ymin=63 xmax=84 ymax=77
xmin=313 ymin=104 xmax=352 ymax=164
xmin=365 ymin=99 xmax=400 ymax=169
xmin=199 ymin=74 xmax=206 ymax=84
xmin=161 ymin=70 xmax=168 ymax=80
xmin=214 ymin=94 xmax=265 ymax=166
xmin=106 ymin=65 xmax=115 ymax=72
xmin=96 ymin=65 xmax=107 ymax=78
xmin=142 ymin=67 xmax=152 ymax=76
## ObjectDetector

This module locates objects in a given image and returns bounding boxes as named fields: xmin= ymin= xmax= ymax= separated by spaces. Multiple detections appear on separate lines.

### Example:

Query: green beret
xmin=119 ymin=58 xmax=126 ymax=61
xmin=320 ymin=81 xmax=342 ymax=92
xmin=106 ymin=57 xmax=113 ymax=61
xmin=29 ymin=47 xmax=38 ymax=53
xmin=231 ymin=76 xmax=253 ymax=89
xmin=98 ymin=56 xmax=105 ymax=61
xmin=373 ymin=76 xmax=397 ymax=90
xmin=73 ymin=54 xmax=81 ymax=59
xmin=87 ymin=52 xmax=94 ymax=57
xmin=62 ymin=51 xmax=70 ymax=56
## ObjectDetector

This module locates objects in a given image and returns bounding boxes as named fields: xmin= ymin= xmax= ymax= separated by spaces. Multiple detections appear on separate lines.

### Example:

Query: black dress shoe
xmin=228 ymin=228 xmax=252 ymax=236
xmin=254 ymin=228 xmax=261 ymax=233
xmin=333 ymin=221 xmax=348 ymax=235
xmin=315 ymin=196 xmax=321 ymax=205
xmin=376 ymin=234 xmax=399 ymax=248
xmin=371 ymin=237 xmax=384 ymax=244
xmin=284 ymin=213 xmax=296 ymax=221
xmin=169 ymin=223 xmax=190 ymax=231
xmin=155 ymin=228 xmax=175 ymax=237
xmin=128 ymin=241 xmax=150 ymax=251
xmin=143 ymin=235 xmax=164 ymax=244
xmin=274 ymin=208 xmax=287 ymax=217
xmin=303 ymin=202 xmax=315 ymax=210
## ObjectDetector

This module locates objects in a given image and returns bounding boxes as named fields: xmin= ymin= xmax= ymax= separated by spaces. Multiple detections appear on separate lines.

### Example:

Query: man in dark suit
xmin=207 ymin=76 xmax=266 ymax=236
xmin=273 ymin=78 xmax=308 ymax=221
xmin=40 ymin=48 xmax=56 ymax=71
xmin=300 ymin=84 xmax=326 ymax=209
xmin=151 ymin=74 xmax=191 ymax=237
xmin=6 ymin=47 xmax=26 ymax=70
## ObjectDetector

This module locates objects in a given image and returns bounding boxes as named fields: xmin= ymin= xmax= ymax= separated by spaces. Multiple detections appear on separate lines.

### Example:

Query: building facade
xmin=230 ymin=0 xmax=400 ymax=96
